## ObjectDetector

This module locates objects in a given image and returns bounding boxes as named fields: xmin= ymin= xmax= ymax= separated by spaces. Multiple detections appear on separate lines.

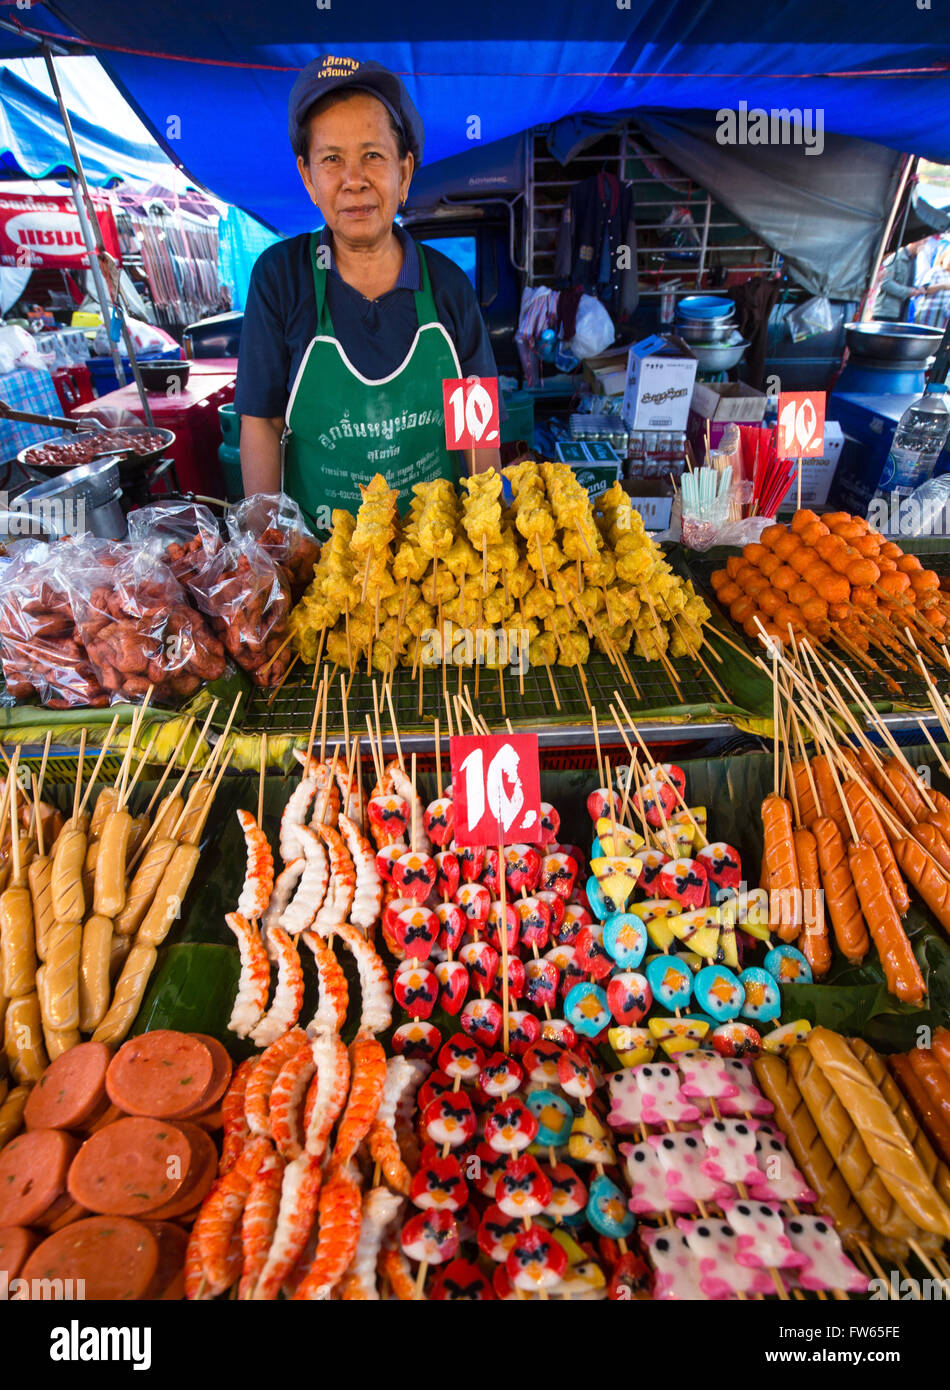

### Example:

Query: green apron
xmin=283 ymin=231 xmax=463 ymax=539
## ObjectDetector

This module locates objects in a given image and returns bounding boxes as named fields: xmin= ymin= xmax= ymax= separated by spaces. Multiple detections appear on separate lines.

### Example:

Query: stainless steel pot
xmin=844 ymin=321 xmax=944 ymax=362
xmin=676 ymin=316 xmax=736 ymax=345
xmin=16 ymin=459 xmax=125 ymax=539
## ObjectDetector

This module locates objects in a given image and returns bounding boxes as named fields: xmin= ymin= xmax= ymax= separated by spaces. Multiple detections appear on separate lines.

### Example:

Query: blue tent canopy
xmin=3 ymin=2 xmax=948 ymax=235
xmin=0 ymin=61 xmax=170 ymax=185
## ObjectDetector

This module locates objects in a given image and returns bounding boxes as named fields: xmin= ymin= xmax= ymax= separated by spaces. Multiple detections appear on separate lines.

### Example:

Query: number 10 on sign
xmin=442 ymin=376 xmax=500 ymax=450
xmin=450 ymin=734 xmax=542 ymax=845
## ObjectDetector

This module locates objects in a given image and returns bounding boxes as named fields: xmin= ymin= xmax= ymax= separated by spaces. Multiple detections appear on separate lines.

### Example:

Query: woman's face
xmin=298 ymin=92 xmax=413 ymax=248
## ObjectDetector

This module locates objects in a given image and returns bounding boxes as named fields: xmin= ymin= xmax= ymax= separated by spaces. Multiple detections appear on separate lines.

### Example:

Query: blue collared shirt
xmin=236 ymin=223 xmax=500 ymax=418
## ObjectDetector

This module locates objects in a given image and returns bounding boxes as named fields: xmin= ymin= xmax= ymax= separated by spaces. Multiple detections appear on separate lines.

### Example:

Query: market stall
xmin=3 ymin=2 xmax=950 ymax=1325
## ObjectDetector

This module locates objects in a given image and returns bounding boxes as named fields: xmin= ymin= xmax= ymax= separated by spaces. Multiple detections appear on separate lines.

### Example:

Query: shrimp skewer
xmin=304 ymin=1028 xmax=351 ymax=1159
xmin=250 ymin=926 xmax=304 ymax=1047
xmin=340 ymin=1187 xmax=404 ymax=1300
xmin=224 ymin=912 xmax=270 ymax=1039
xmin=269 ymin=1043 xmax=317 ymax=1160
xmin=236 ymin=809 xmax=274 ymax=920
xmin=335 ymin=758 xmax=365 ymax=831
xmin=245 ymin=1027 xmax=307 ymax=1137
xmin=379 ymin=1236 xmax=417 ymax=1301
xmin=185 ymin=1225 xmax=212 ymax=1300
xmin=263 ymin=859 xmax=304 ymax=933
xmin=195 ymin=1136 xmax=271 ymax=1295
xmin=294 ymin=751 xmax=341 ymax=827
xmin=393 ymin=1058 xmax=429 ymax=1175
xmin=311 ymin=920 xmax=392 ymax=1035
xmin=338 ymin=812 xmax=382 ymax=933
xmin=220 ymin=1056 xmax=255 ymax=1175
xmin=253 ymin=1151 xmax=323 ymax=1301
xmin=239 ymin=1144 xmax=285 ymax=1299
xmin=279 ymin=776 xmax=317 ymax=864
xmin=281 ymin=827 xmax=329 ymax=936
xmin=329 ymin=1033 xmax=387 ymax=1173
xmin=301 ymin=930 xmax=349 ymax=1035
xmin=368 ymin=1056 xmax=417 ymax=1196
xmin=313 ymin=822 xmax=355 ymax=928
xmin=292 ymin=1163 xmax=363 ymax=1300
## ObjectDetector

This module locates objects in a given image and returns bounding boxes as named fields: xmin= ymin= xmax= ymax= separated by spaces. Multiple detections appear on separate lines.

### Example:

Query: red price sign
xmin=777 ymin=391 xmax=826 ymax=459
xmin=450 ymin=733 xmax=542 ymax=846
xmin=442 ymin=375 xmax=500 ymax=450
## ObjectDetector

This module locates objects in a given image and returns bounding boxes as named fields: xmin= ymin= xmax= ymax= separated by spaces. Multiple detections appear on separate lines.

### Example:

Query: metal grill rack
xmin=238 ymin=647 xmax=730 ymax=747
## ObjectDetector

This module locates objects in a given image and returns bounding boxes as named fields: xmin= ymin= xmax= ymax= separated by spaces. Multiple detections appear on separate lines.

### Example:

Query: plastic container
xmin=879 ymin=383 xmax=950 ymax=492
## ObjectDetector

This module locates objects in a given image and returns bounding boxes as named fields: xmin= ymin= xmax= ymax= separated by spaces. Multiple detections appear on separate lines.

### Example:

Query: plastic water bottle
xmin=880 ymin=383 xmax=950 ymax=492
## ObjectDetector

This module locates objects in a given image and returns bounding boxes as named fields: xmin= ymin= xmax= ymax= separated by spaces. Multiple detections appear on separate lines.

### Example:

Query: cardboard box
xmin=622 ymin=335 xmax=698 ymax=432
xmin=690 ymin=381 xmax=767 ymax=423
xmin=785 ymin=420 xmax=844 ymax=508
xmin=554 ymin=441 xmax=620 ymax=499
xmin=582 ymin=348 xmax=629 ymax=397
xmin=620 ymin=478 xmax=674 ymax=531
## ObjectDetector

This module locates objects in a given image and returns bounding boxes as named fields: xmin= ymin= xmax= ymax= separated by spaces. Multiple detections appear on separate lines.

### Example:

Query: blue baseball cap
xmin=288 ymin=55 xmax=424 ymax=165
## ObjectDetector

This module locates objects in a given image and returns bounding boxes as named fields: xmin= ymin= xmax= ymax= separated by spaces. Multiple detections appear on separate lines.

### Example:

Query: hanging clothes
xmin=554 ymin=172 xmax=639 ymax=319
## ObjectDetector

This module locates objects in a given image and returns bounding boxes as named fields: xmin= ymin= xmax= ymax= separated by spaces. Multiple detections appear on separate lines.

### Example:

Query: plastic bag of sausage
xmin=184 ymin=534 xmax=293 ymax=688
xmin=126 ymin=499 xmax=224 ymax=589
xmin=0 ymin=538 xmax=110 ymax=708
xmin=225 ymin=492 xmax=320 ymax=601
xmin=62 ymin=541 xmax=228 ymax=704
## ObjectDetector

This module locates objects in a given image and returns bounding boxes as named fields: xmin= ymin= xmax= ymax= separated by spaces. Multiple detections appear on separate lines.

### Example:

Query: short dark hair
xmin=293 ymin=88 xmax=410 ymax=163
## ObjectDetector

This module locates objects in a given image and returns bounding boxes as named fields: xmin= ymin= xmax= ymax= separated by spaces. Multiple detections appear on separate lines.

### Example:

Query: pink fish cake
xmin=676 ymin=1217 xmax=773 ymax=1299
xmin=634 ymin=1062 xmax=701 ymax=1127
xmin=606 ymin=1070 xmax=644 ymax=1133
xmin=699 ymin=1118 xmax=761 ymax=1187
xmin=620 ymin=1141 xmax=669 ymax=1217
xmin=720 ymin=1200 xmax=808 ymax=1271
xmin=648 ymin=1131 xmax=732 ymax=1213
xmin=748 ymin=1128 xmax=817 ymax=1204
xmin=641 ymin=1227 xmax=705 ymax=1301
xmin=676 ymin=1050 xmax=742 ymax=1102
xmin=783 ymin=1215 xmax=869 ymax=1294
xmin=713 ymin=1059 xmax=774 ymax=1116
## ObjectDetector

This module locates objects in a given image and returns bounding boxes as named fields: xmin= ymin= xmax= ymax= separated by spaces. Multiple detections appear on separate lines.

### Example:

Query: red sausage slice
xmin=0 ymin=1226 xmax=37 ymax=1282
xmin=144 ymin=1122 xmax=218 ymax=1221
xmin=176 ymin=1034 xmax=233 ymax=1117
xmin=143 ymin=1221 xmax=190 ymax=1300
xmin=0 ymin=1129 xmax=78 ymax=1226
xmin=22 ymin=1216 xmax=159 ymax=1301
xmin=67 ymin=1117 xmax=191 ymax=1217
xmin=106 ymin=1032 xmax=214 ymax=1119
xmin=24 ymin=1042 xmax=112 ymax=1131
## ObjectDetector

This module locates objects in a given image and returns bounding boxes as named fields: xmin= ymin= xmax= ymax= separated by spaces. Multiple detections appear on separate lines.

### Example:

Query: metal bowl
xmin=676 ymin=316 xmax=736 ymax=344
xmin=139 ymin=360 xmax=191 ymax=393
xmin=844 ymin=321 xmax=944 ymax=362
xmin=690 ymin=336 xmax=750 ymax=372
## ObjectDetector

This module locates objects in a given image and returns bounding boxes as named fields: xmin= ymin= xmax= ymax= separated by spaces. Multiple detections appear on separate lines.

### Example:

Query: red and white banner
xmin=0 ymin=193 xmax=121 ymax=269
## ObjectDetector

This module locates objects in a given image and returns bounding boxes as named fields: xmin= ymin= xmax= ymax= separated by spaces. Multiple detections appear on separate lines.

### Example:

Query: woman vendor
xmin=236 ymin=54 xmax=502 ymax=538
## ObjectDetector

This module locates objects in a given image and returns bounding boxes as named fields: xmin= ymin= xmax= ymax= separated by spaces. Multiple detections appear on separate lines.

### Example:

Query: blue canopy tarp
xmin=3 ymin=2 xmax=948 ymax=236
xmin=0 ymin=57 xmax=169 ymax=185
